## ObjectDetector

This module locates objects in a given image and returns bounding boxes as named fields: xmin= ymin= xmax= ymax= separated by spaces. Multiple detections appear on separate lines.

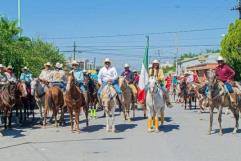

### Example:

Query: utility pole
xmin=18 ymin=0 xmax=21 ymax=36
xmin=174 ymin=33 xmax=179 ymax=75
xmin=73 ymin=41 xmax=76 ymax=60
xmin=231 ymin=0 xmax=241 ymax=19
xmin=93 ymin=57 xmax=96 ymax=69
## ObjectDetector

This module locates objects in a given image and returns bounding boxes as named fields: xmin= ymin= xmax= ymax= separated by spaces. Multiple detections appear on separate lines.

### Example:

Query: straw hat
xmin=217 ymin=56 xmax=224 ymax=61
xmin=7 ymin=65 xmax=13 ymax=69
xmin=71 ymin=60 xmax=79 ymax=65
xmin=0 ymin=64 xmax=4 ymax=68
xmin=55 ymin=62 xmax=62 ymax=68
xmin=152 ymin=59 xmax=160 ymax=64
xmin=104 ymin=58 xmax=111 ymax=63
xmin=124 ymin=64 xmax=130 ymax=68
xmin=44 ymin=62 xmax=52 ymax=66
xmin=23 ymin=66 xmax=28 ymax=70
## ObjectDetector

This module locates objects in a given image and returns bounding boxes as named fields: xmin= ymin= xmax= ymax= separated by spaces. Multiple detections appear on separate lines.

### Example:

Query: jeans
xmin=224 ymin=82 xmax=233 ymax=93
xmin=52 ymin=82 xmax=66 ymax=91
xmin=78 ymin=82 xmax=87 ymax=92
xmin=98 ymin=80 xmax=122 ymax=96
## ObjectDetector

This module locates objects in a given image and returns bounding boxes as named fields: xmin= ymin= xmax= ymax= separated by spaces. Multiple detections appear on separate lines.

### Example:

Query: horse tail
xmin=46 ymin=89 xmax=55 ymax=111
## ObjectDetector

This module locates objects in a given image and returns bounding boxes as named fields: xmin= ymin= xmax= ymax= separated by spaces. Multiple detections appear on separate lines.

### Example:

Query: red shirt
xmin=165 ymin=76 xmax=172 ymax=86
xmin=215 ymin=64 xmax=235 ymax=82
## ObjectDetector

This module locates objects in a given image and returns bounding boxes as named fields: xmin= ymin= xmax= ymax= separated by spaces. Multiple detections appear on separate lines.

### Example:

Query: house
xmin=176 ymin=53 xmax=220 ymax=76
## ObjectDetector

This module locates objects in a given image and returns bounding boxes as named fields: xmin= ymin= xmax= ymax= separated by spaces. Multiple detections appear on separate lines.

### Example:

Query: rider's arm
xmin=226 ymin=65 xmax=235 ymax=80
xmin=20 ymin=73 xmax=25 ymax=81
xmin=111 ymin=67 xmax=118 ymax=81
xmin=97 ymin=68 xmax=103 ymax=84
xmin=157 ymin=69 xmax=164 ymax=82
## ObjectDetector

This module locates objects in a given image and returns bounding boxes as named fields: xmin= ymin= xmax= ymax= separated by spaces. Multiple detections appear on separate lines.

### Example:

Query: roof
xmin=177 ymin=53 xmax=219 ymax=64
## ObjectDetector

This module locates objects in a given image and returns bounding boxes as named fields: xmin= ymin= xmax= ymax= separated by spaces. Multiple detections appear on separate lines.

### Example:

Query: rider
xmin=71 ymin=60 xmax=86 ymax=93
xmin=98 ymin=58 xmax=122 ymax=103
xmin=149 ymin=59 xmax=173 ymax=108
xmin=39 ymin=62 xmax=53 ymax=91
xmin=215 ymin=56 xmax=236 ymax=102
xmin=121 ymin=64 xmax=137 ymax=103
xmin=133 ymin=70 xmax=139 ymax=86
xmin=5 ymin=65 xmax=17 ymax=83
xmin=52 ymin=62 xmax=66 ymax=92
xmin=0 ymin=64 xmax=8 ymax=86
xmin=20 ymin=67 xmax=33 ymax=86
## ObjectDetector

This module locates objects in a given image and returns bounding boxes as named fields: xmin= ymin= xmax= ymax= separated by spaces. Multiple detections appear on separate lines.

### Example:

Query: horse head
xmin=66 ymin=73 xmax=75 ymax=92
xmin=31 ymin=78 xmax=44 ymax=97
xmin=17 ymin=81 xmax=27 ymax=97
xmin=101 ymin=84 xmax=117 ymax=111
xmin=118 ymin=76 xmax=128 ymax=90
xmin=148 ymin=76 xmax=158 ymax=94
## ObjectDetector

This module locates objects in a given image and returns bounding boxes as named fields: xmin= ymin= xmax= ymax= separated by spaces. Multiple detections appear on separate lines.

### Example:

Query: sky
xmin=0 ymin=0 xmax=238 ymax=71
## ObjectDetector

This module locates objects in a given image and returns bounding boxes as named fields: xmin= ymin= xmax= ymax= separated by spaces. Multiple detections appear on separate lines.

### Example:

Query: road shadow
xmin=164 ymin=117 xmax=172 ymax=122
xmin=160 ymin=124 xmax=180 ymax=133
xmin=82 ymin=124 xmax=105 ymax=133
xmin=115 ymin=123 xmax=137 ymax=132
xmin=132 ymin=116 xmax=146 ymax=122
xmin=214 ymin=128 xmax=241 ymax=134
xmin=1 ymin=128 xmax=26 ymax=138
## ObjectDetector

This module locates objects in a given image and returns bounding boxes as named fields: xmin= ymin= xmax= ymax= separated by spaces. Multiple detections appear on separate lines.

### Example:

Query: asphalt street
xmin=0 ymin=103 xmax=240 ymax=161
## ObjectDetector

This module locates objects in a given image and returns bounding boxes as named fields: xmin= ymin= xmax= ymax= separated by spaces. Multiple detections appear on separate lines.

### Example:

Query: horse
xmin=146 ymin=76 xmax=165 ymax=132
xmin=43 ymin=85 xmax=65 ymax=127
xmin=118 ymin=76 xmax=134 ymax=121
xmin=65 ymin=74 xmax=87 ymax=132
xmin=84 ymin=75 xmax=98 ymax=119
xmin=180 ymin=80 xmax=197 ymax=110
xmin=206 ymin=70 xmax=240 ymax=135
xmin=31 ymin=78 xmax=45 ymax=123
xmin=100 ymin=82 xmax=117 ymax=132
xmin=0 ymin=81 xmax=27 ymax=129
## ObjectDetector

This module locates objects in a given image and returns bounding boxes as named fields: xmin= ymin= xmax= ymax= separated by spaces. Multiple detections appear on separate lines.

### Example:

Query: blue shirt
xmin=20 ymin=72 xmax=32 ymax=83
xmin=73 ymin=69 xmax=84 ymax=83
xmin=91 ymin=73 xmax=98 ymax=81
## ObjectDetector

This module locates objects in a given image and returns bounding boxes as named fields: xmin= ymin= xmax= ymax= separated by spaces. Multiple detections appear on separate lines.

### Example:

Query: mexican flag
xmin=137 ymin=36 xmax=149 ymax=104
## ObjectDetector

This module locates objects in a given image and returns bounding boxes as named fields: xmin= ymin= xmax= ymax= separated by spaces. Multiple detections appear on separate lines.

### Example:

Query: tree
xmin=0 ymin=17 xmax=65 ymax=77
xmin=221 ymin=20 xmax=241 ymax=81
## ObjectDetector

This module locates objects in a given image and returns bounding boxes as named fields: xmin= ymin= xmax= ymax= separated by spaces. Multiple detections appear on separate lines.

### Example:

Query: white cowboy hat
xmin=71 ymin=60 xmax=79 ymax=65
xmin=124 ymin=64 xmax=130 ymax=68
xmin=83 ymin=69 xmax=87 ymax=73
xmin=45 ymin=62 xmax=52 ymax=66
xmin=23 ymin=66 xmax=28 ymax=70
xmin=217 ymin=56 xmax=224 ymax=61
xmin=104 ymin=58 xmax=111 ymax=63
xmin=55 ymin=62 xmax=62 ymax=68
xmin=184 ymin=71 xmax=190 ymax=75
xmin=152 ymin=59 xmax=160 ymax=64
xmin=7 ymin=65 xmax=13 ymax=69
xmin=0 ymin=64 xmax=4 ymax=68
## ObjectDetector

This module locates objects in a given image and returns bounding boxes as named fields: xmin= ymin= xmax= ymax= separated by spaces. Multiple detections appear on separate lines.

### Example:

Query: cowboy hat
xmin=23 ymin=66 xmax=28 ymax=70
xmin=104 ymin=58 xmax=111 ymax=63
xmin=217 ymin=56 xmax=224 ymax=61
xmin=0 ymin=64 xmax=4 ymax=68
xmin=124 ymin=64 xmax=130 ymax=68
xmin=152 ymin=59 xmax=160 ymax=64
xmin=7 ymin=65 xmax=13 ymax=69
xmin=45 ymin=62 xmax=52 ymax=66
xmin=55 ymin=62 xmax=62 ymax=68
xmin=71 ymin=60 xmax=79 ymax=65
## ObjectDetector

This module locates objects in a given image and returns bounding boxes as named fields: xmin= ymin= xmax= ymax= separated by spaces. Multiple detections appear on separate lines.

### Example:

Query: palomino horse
xmin=100 ymin=83 xmax=117 ymax=132
xmin=0 ymin=81 xmax=27 ymax=129
xmin=43 ymin=86 xmax=64 ymax=127
xmin=146 ymin=76 xmax=165 ymax=132
xmin=65 ymin=74 xmax=87 ymax=132
xmin=118 ymin=76 xmax=133 ymax=121
xmin=31 ymin=78 xmax=45 ymax=122
xmin=207 ymin=70 xmax=240 ymax=135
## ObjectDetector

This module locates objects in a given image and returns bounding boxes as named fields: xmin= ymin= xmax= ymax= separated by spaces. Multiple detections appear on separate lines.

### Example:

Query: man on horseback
xmin=71 ymin=60 xmax=86 ymax=93
xmin=20 ymin=67 xmax=32 ymax=84
xmin=121 ymin=64 xmax=137 ymax=104
xmin=149 ymin=59 xmax=173 ymax=108
xmin=98 ymin=58 xmax=122 ymax=105
xmin=39 ymin=62 xmax=53 ymax=91
xmin=52 ymin=62 xmax=66 ymax=92
xmin=215 ymin=56 xmax=236 ymax=103
xmin=4 ymin=65 xmax=17 ymax=83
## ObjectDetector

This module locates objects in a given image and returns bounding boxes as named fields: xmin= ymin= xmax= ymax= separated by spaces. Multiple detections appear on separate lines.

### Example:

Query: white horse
xmin=146 ymin=76 xmax=166 ymax=132
xmin=31 ymin=78 xmax=45 ymax=122
xmin=100 ymin=83 xmax=117 ymax=132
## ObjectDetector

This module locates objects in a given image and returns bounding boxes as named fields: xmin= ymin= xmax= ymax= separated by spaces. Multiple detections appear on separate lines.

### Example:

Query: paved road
xmin=0 ymin=104 xmax=240 ymax=161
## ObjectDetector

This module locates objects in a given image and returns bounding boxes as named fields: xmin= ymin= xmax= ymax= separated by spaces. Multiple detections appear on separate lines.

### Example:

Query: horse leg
xmin=85 ymin=105 xmax=89 ymax=127
xmin=218 ymin=106 xmax=223 ymax=135
xmin=75 ymin=109 xmax=80 ymax=133
xmin=160 ymin=111 xmax=164 ymax=126
xmin=8 ymin=109 xmax=12 ymax=128
xmin=54 ymin=108 xmax=58 ymax=127
xmin=69 ymin=108 xmax=74 ymax=132
xmin=194 ymin=97 xmax=197 ymax=109
xmin=106 ymin=112 xmax=110 ymax=132
xmin=189 ymin=97 xmax=192 ymax=110
xmin=231 ymin=108 xmax=239 ymax=134
xmin=3 ymin=110 xmax=7 ymax=129
xmin=154 ymin=115 xmax=159 ymax=132
xmin=43 ymin=107 xmax=48 ymax=127
xmin=111 ymin=108 xmax=116 ymax=132
xmin=208 ymin=107 xmax=214 ymax=135
xmin=184 ymin=97 xmax=187 ymax=110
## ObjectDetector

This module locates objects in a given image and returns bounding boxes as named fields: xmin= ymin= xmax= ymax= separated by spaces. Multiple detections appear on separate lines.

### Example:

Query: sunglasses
xmin=105 ymin=62 xmax=110 ymax=64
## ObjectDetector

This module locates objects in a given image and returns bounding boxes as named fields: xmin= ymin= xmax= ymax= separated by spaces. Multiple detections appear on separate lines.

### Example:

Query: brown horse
xmin=65 ymin=74 xmax=88 ymax=132
xmin=43 ymin=86 xmax=64 ymax=127
xmin=207 ymin=70 xmax=240 ymax=135
xmin=0 ymin=81 xmax=27 ymax=129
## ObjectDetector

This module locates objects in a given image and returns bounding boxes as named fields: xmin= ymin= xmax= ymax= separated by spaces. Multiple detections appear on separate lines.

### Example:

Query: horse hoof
xmin=154 ymin=129 xmax=159 ymax=133
xmin=128 ymin=118 xmax=132 ymax=122
xmin=219 ymin=132 xmax=223 ymax=136
xmin=147 ymin=129 xmax=152 ymax=133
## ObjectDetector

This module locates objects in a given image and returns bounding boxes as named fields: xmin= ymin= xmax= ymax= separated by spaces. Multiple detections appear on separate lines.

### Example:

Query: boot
xmin=154 ymin=117 xmax=159 ymax=132
xmin=147 ymin=118 xmax=152 ymax=132
xmin=229 ymin=93 xmax=236 ymax=105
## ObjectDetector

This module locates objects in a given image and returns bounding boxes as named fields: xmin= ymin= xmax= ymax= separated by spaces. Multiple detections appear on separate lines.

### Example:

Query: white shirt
xmin=39 ymin=69 xmax=53 ymax=82
xmin=4 ymin=72 xmax=17 ymax=82
xmin=98 ymin=66 xmax=118 ymax=83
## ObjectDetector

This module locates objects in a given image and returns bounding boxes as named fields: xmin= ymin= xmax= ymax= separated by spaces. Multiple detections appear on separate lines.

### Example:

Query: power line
xmin=44 ymin=27 xmax=226 ymax=40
